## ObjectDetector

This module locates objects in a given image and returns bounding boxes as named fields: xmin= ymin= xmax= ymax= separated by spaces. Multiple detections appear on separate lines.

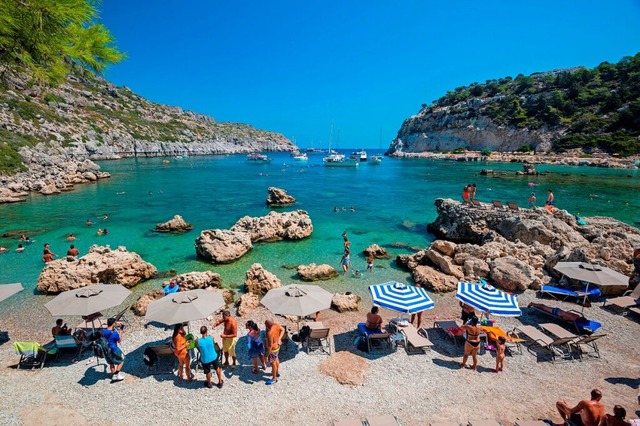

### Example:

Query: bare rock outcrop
xmin=131 ymin=290 xmax=164 ymax=316
xmin=245 ymin=263 xmax=281 ymax=296
xmin=425 ymin=249 xmax=464 ymax=279
xmin=163 ymin=271 xmax=221 ymax=290
xmin=266 ymin=187 xmax=296 ymax=207
xmin=237 ymin=293 xmax=261 ymax=316
xmin=155 ymin=215 xmax=193 ymax=233
xmin=431 ymin=240 xmax=457 ymax=257
xmin=331 ymin=293 xmax=361 ymax=312
xmin=36 ymin=245 xmax=157 ymax=294
xmin=231 ymin=210 xmax=313 ymax=242
xmin=411 ymin=265 xmax=458 ymax=293
xmin=195 ymin=229 xmax=253 ymax=264
xmin=362 ymin=244 xmax=389 ymax=259
xmin=489 ymin=256 xmax=539 ymax=291
xmin=297 ymin=263 xmax=339 ymax=281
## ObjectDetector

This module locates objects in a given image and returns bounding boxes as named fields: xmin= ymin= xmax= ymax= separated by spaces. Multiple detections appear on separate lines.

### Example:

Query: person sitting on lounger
xmin=365 ymin=306 xmax=383 ymax=331
xmin=605 ymin=405 xmax=630 ymax=426
xmin=52 ymin=319 xmax=71 ymax=337
xmin=556 ymin=389 xmax=606 ymax=426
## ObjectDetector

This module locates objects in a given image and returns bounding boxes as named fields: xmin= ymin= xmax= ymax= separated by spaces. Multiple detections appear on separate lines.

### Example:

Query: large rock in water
xmin=36 ymin=245 xmax=157 ymax=294
xmin=245 ymin=263 xmax=281 ymax=296
xmin=195 ymin=229 xmax=253 ymax=264
xmin=230 ymin=210 xmax=313 ymax=242
xmin=297 ymin=263 xmax=339 ymax=281
xmin=155 ymin=215 xmax=193 ymax=233
xmin=363 ymin=244 xmax=389 ymax=259
xmin=266 ymin=187 xmax=296 ymax=207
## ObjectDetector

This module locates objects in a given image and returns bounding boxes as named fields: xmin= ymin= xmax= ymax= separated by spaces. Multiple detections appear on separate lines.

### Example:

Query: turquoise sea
xmin=1 ymin=150 xmax=639 ymax=313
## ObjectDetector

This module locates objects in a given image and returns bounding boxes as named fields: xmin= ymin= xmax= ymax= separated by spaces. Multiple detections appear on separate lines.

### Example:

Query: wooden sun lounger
xmin=539 ymin=323 xmax=577 ymax=340
xmin=492 ymin=200 xmax=504 ymax=209
xmin=513 ymin=325 xmax=575 ymax=363
xmin=603 ymin=285 xmax=640 ymax=313
xmin=507 ymin=202 xmax=519 ymax=212
xmin=571 ymin=334 xmax=606 ymax=360
xmin=400 ymin=325 xmax=433 ymax=354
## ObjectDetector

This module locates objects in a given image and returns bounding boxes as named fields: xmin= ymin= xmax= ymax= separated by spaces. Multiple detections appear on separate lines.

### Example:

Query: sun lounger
xmin=367 ymin=414 xmax=401 ymax=426
xmin=471 ymin=199 xmax=484 ymax=209
xmin=468 ymin=420 xmax=502 ymax=426
xmin=14 ymin=341 xmax=58 ymax=369
xmin=629 ymin=306 xmax=640 ymax=316
xmin=54 ymin=335 xmax=80 ymax=360
xmin=434 ymin=320 xmax=464 ymax=345
xmin=357 ymin=323 xmax=392 ymax=352
xmin=539 ymin=323 xmax=577 ymax=340
xmin=540 ymin=285 xmax=602 ymax=304
xmin=571 ymin=334 xmax=606 ymax=360
xmin=513 ymin=325 xmax=575 ymax=363
xmin=480 ymin=325 xmax=523 ymax=355
xmin=334 ymin=419 xmax=364 ymax=426
xmin=305 ymin=327 xmax=331 ymax=355
xmin=492 ymin=200 xmax=504 ymax=209
xmin=602 ymin=285 xmax=640 ymax=313
xmin=400 ymin=324 xmax=433 ymax=354
xmin=514 ymin=421 xmax=548 ymax=426
xmin=528 ymin=302 xmax=602 ymax=334
xmin=507 ymin=202 xmax=519 ymax=212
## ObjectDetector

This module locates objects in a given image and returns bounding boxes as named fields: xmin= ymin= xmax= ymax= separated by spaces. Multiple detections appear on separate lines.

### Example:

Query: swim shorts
xmin=202 ymin=358 xmax=219 ymax=374
xmin=267 ymin=348 xmax=279 ymax=364
xmin=222 ymin=337 xmax=237 ymax=357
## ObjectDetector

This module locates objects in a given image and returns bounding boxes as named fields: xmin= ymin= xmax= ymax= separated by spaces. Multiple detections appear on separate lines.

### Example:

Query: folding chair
xmin=492 ymin=200 xmax=504 ymax=209
xmin=571 ymin=334 xmax=606 ymax=360
xmin=507 ymin=202 xmax=520 ymax=212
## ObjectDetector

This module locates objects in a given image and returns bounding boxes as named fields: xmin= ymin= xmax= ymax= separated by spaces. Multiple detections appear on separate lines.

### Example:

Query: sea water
xmin=0 ymin=150 xmax=638 ymax=312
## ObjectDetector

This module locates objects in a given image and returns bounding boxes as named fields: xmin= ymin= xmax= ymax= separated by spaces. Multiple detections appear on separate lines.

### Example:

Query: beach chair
xmin=434 ymin=320 xmax=464 ymax=345
xmin=540 ymin=285 xmax=602 ymax=304
xmin=305 ymin=327 xmax=331 ymax=355
xmin=507 ymin=202 xmax=520 ymax=212
xmin=602 ymin=285 xmax=640 ymax=313
xmin=468 ymin=421 xmax=502 ymax=426
xmin=629 ymin=306 xmax=640 ymax=317
xmin=514 ymin=421 xmax=548 ymax=426
xmin=334 ymin=419 xmax=365 ymax=426
xmin=400 ymin=324 xmax=433 ymax=354
xmin=14 ymin=341 xmax=58 ymax=369
xmin=527 ymin=302 xmax=602 ymax=334
xmin=512 ymin=325 xmax=575 ymax=363
xmin=54 ymin=335 xmax=80 ymax=360
xmin=471 ymin=199 xmax=484 ymax=209
xmin=366 ymin=332 xmax=392 ymax=352
xmin=571 ymin=334 xmax=606 ymax=361
xmin=366 ymin=414 xmax=401 ymax=426
xmin=491 ymin=200 xmax=504 ymax=210
xmin=145 ymin=344 xmax=176 ymax=374
xmin=480 ymin=325 xmax=523 ymax=355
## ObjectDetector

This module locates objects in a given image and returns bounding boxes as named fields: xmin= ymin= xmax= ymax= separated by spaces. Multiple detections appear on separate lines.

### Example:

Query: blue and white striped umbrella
xmin=369 ymin=281 xmax=435 ymax=314
xmin=456 ymin=281 xmax=521 ymax=316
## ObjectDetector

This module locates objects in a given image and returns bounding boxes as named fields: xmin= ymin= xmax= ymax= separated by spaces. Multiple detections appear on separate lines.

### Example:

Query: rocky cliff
xmin=0 ymin=69 xmax=295 ymax=201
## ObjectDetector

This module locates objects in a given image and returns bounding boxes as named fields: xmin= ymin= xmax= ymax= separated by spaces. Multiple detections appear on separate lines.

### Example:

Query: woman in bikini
xmin=460 ymin=316 xmax=482 ymax=371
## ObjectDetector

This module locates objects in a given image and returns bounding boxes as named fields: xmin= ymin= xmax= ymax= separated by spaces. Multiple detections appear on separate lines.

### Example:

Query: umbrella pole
xmin=581 ymin=282 xmax=590 ymax=313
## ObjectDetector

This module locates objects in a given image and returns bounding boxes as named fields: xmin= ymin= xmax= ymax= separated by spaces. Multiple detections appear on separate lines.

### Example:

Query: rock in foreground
xmin=297 ymin=263 xmax=339 ymax=281
xmin=319 ymin=352 xmax=368 ymax=386
xmin=154 ymin=215 xmax=193 ymax=233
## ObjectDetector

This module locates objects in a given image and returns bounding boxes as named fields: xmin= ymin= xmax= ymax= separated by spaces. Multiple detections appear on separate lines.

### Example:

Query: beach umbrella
xmin=145 ymin=289 xmax=225 ymax=326
xmin=261 ymin=284 xmax=333 ymax=318
xmin=455 ymin=281 xmax=521 ymax=317
xmin=0 ymin=283 xmax=23 ymax=303
xmin=368 ymin=281 xmax=435 ymax=315
xmin=554 ymin=261 xmax=629 ymax=311
xmin=44 ymin=284 xmax=131 ymax=317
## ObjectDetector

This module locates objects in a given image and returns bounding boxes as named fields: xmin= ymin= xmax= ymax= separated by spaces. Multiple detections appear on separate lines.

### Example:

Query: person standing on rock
xmin=470 ymin=183 xmax=477 ymax=201
xmin=528 ymin=193 xmax=536 ymax=208
xmin=265 ymin=320 xmax=284 ymax=385
xmin=213 ymin=310 xmax=238 ymax=370
xmin=546 ymin=189 xmax=554 ymax=206
xmin=462 ymin=185 xmax=470 ymax=204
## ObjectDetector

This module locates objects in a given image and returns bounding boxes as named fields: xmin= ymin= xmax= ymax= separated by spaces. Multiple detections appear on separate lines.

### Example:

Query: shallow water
xmin=0 ymin=151 xmax=638 ymax=312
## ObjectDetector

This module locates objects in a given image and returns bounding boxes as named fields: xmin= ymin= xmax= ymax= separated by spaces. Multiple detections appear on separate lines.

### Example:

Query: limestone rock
xmin=362 ymin=244 xmax=389 ymax=259
xmin=40 ymin=182 xmax=61 ymax=195
xmin=132 ymin=290 xmax=164 ymax=316
xmin=219 ymin=288 xmax=235 ymax=305
xmin=230 ymin=210 xmax=313 ymax=242
xmin=297 ymin=263 xmax=339 ymax=281
xmin=245 ymin=263 xmax=281 ymax=296
xmin=236 ymin=293 xmax=260 ymax=317
xmin=489 ymin=256 xmax=538 ymax=291
xmin=155 ymin=215 xmax=193 ymax=233
xmin=266 ymin=187 xmax=296 ymax=206
xmin=425 ymin=249 xmax=464 ymax=279
xmin=331 ymin=293 xmax=361 ymax=312
xmin=462 ymin=258 xmax=490 ymax=279
xmin=411 ymin=265 xmax=457 ymax=293
xmin=195 ymin=229 xmax=252 ymax=264
xmin=164 ymin=271 xmax=221 ymax=290
xmin=431 ymin=240 xmax=457 ymax=257
xmin=319 ymin=351 xmax=368 ymax=386
xmin=36 ymin=245 xmax=157 ymax=294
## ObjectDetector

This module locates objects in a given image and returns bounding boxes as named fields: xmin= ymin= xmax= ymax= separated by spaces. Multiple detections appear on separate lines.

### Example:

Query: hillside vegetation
xmin=431 ymin=53 xmax=640 ymax=156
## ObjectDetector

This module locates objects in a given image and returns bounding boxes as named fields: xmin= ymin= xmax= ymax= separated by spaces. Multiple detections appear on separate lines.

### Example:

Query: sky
xmin=100 ymin=1 xmax=640 ymax=149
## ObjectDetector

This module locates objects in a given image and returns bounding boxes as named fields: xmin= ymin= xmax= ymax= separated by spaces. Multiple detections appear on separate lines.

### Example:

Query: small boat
xmin=351 ymin=150 xmax=367 ymax=161
xmin=323 ymin=153 xmax=359 ymax=167
xmin=305 ymin=148 xmax=325 ymax=154
xmin=369 ymin=155 xmax=383 ymax=165
xmin=293 ymin=153 xmax=308 ymax=161
xmin=247 ymin=153 xmax=271 ymax=163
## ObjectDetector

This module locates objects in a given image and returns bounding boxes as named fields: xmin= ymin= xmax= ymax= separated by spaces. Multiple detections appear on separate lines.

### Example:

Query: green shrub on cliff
xmin=432 ymin=53 xmax=640 ymax=156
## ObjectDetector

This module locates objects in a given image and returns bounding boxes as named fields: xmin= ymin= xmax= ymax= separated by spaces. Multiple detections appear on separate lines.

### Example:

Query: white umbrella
xmin=44 ymin=284 xmax=131 ymax=317
xmin=145 ymin=289 xmax=225 ymax=326
xmin=455 ymin=281 xmax=521 ymax=317
xmin=0 ymin=283 xmax=24 ymax=303
xmin=260 ymin=285 xmax=333 ymax=332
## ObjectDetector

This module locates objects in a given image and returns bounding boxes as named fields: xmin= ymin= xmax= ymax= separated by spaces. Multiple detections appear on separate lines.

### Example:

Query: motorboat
xmin=369 ymin=155 xmax=383 ymax=165
xmin=323 ymin=153 xmax=359 ymax=167
xmin=247 ymin=153 xmax=271 ymax=163
xmin=350 ymin=150 xmax=367 ymax=161
xmin=293 ymin=153 xmax=308 ymax=161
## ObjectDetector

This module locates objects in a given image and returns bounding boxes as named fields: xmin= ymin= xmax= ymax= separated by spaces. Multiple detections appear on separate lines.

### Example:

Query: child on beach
xmin=495 ymin=336 xmax=506 ymax=372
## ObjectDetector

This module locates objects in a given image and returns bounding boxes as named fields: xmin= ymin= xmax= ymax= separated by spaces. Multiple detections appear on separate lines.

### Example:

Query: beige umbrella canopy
xmin=554 ymin=262 xmax=629 ymax=287
xmin=260 ymin=284 xmax=333 ymax=318
xmin=44 ymin=284 xmax=131 ymax=317
xmin=0 ymin=283 xmax=24 ymax=303
xmin=145 ymin=289 xmax=225 ymax=326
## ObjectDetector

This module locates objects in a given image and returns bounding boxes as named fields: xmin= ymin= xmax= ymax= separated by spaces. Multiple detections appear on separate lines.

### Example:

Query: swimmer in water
xmin=15 ymin=244 xmax=24 ymax=252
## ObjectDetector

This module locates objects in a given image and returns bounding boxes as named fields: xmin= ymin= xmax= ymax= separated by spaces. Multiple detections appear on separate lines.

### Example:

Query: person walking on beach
xmin=459 ymin=316 xmax=482 ymax=371
xmin=528 ymin=193 xmax=536 ymax=208
xmin=103 ymin=318 xmax=125 ymax=382
xmin=546 ymin=189 xmax=554 ymax=206
xmin=340 ymin=252 xmax=351 ymax=275
xmin=172 ymin=323 xmax=194 ymax=382
xmin=196 ymin=326 xmax=223 ymax=389
xmin=494 ymin=336 xmax=506 ymax=373
xmin=556 ymin=389 xmax=605 ymax=426
xmin=265 ymin=320 xmax=284 ymax=385
xmin=366 ymin=252 xmax=374 ymax=272
xmin=213 ymin=310 xmax=238 ymax=370
xmin=245 ymin=320 xmax=266 ymax=374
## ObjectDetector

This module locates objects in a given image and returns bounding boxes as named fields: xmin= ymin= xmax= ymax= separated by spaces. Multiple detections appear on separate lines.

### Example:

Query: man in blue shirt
xmin=103 ymin=318 xmax=125 ymax=382
xmin=163 ymin=279 xmax=180 ymax=296
xmin=196 ymin=326 xmax=222 ymax=389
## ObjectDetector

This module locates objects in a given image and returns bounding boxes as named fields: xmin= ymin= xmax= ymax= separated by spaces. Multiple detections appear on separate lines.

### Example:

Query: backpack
xmin=94 ymin=336 xmax=110 ymax=359
xmin=143 ymin=347 xmax=157 ymax=366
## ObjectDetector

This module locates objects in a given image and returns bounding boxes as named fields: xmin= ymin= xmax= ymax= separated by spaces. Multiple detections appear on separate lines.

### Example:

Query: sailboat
xmin=323 ymin=123 xmax=358 ymax=167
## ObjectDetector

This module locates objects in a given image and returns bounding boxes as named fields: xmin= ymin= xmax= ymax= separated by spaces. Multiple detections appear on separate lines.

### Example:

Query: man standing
xmin=556 ymin=389 xmax=606 ymax=426
xmin=213 ymin=310 xmax=237 ymax=370
xmin=103 ymin=318 xmax=125 ymax=382
xmin=546 ymin=189 xmax=555 ymax=206
xmin=196 ymin=326 xmax=223 ymax=389
xmin=265 ymin=320 xmax=284 ymax=385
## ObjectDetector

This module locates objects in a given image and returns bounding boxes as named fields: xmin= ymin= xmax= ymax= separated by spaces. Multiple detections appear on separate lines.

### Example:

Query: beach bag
xmin=94 ymin=336 xmax=110 ymax=360
xmin=299 ymin=326 xmax=311 ymax=342
xmin=143 ymin=347 xmax=157 ymax=366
